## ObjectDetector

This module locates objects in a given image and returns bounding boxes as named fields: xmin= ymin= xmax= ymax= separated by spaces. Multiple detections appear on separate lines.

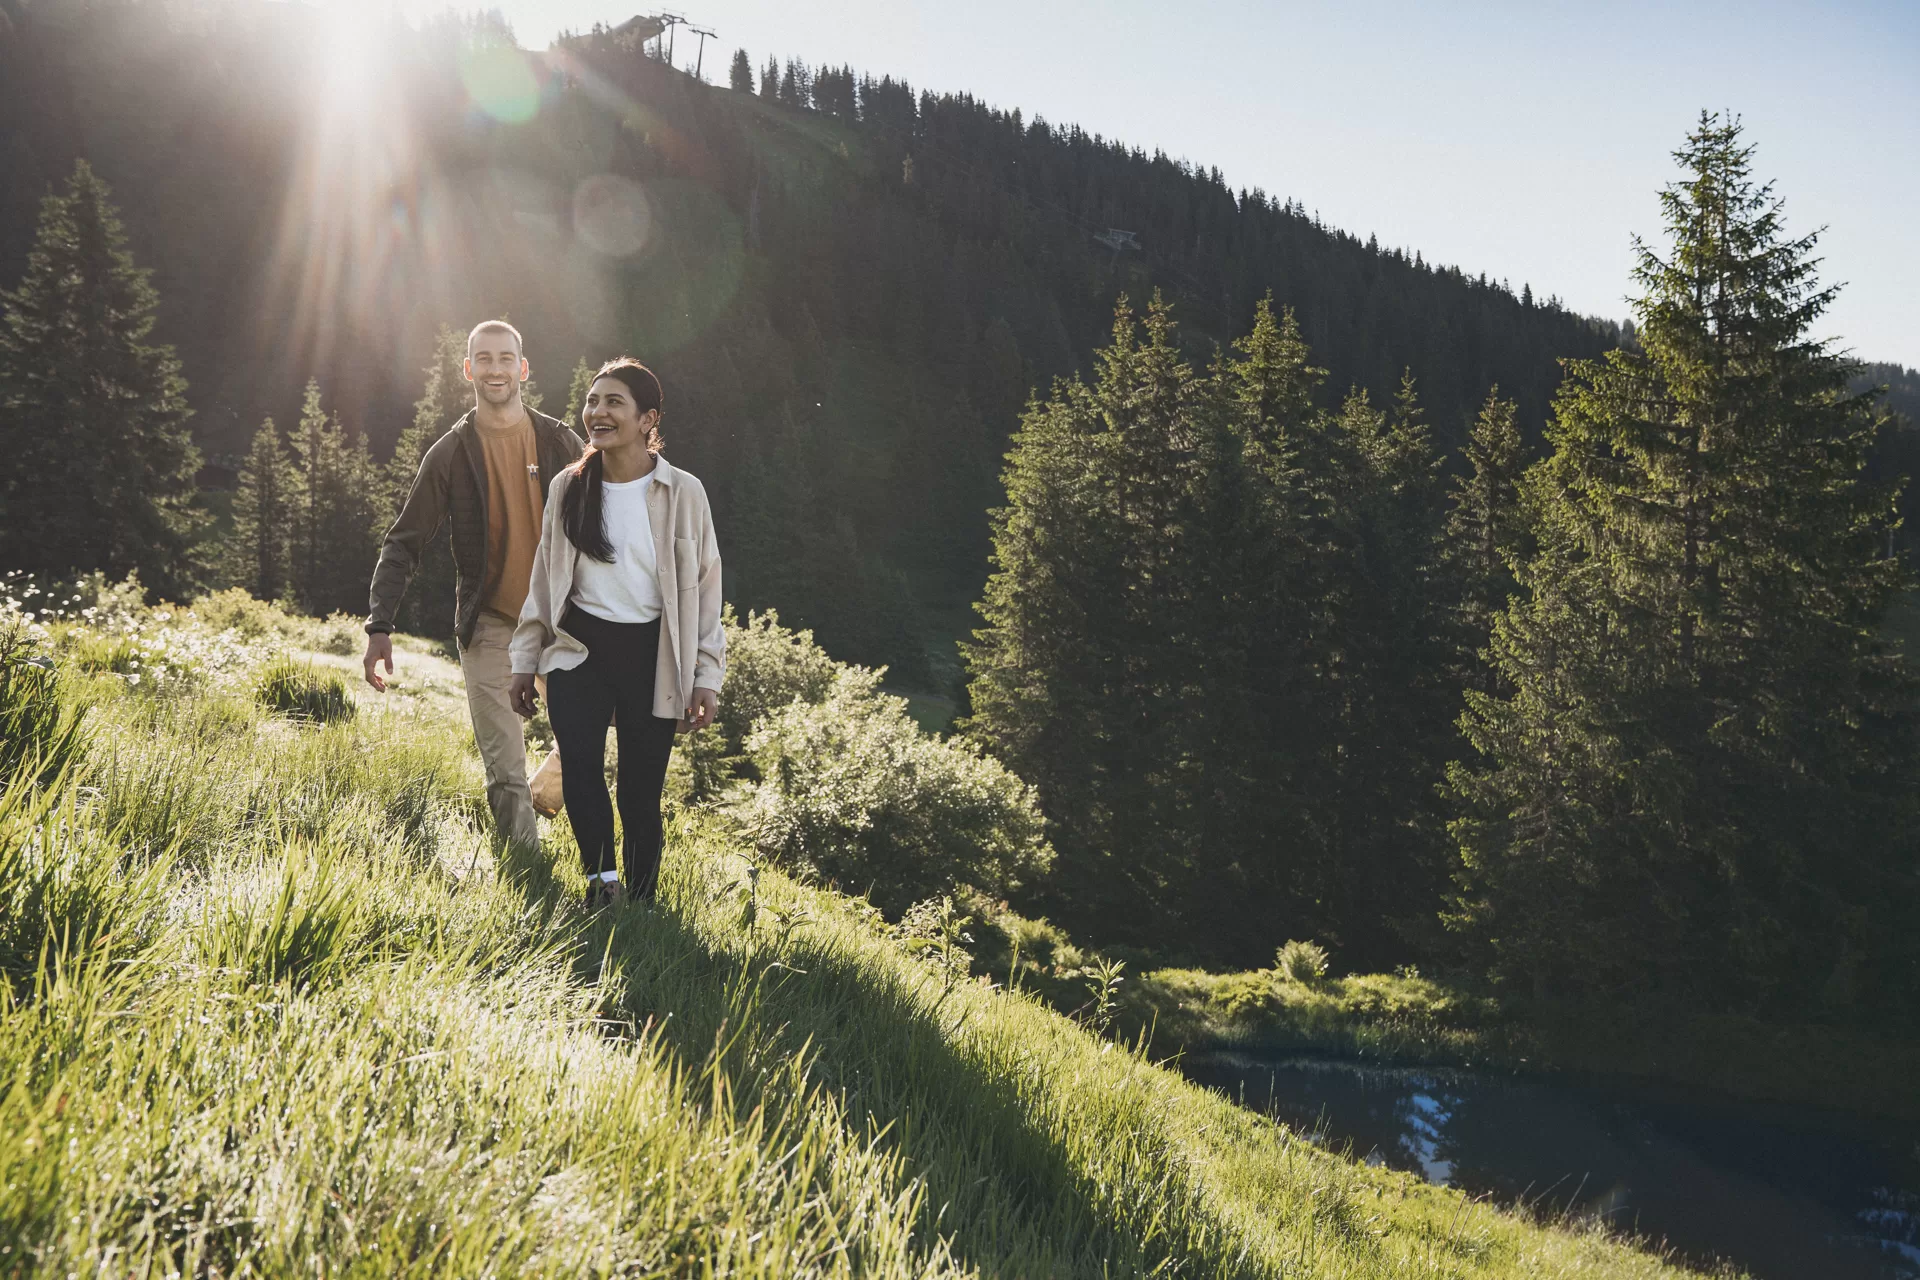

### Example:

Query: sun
xmin=306 ymin=0 xmax=406 ymax=107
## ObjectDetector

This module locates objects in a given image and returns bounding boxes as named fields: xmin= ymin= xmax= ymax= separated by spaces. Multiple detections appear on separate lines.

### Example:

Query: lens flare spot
xmin=458 ymin=45 xmax=540 ymax=124
xmin=573 ymin=174 xmax=652 ymax=258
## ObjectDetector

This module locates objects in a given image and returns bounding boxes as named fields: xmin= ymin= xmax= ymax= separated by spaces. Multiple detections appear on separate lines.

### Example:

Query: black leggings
xmin=545 ymin=606 xmax=679 ymax=897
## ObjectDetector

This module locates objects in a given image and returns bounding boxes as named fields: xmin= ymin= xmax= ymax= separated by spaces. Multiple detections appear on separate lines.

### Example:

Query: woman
xmin=509 ymin=359 xmax=724 ymax=908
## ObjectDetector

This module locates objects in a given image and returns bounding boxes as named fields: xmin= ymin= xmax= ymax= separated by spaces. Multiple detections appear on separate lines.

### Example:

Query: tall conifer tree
xmin=729 ymin=48 xmax=753 ymax=93
xmin=1444 ymin=388 xmax=1527 ymax=693
xmin=289 ymin=379 xmax=378 ymax=615
xmin=968 ymin=295 xmax=1214 ymax=942
xmin=0 ymin=160 xmax=199 ymax=594
xmin=1450 ymin=114 xmax=1917 ymax=1006
xmin=224 ymin=418 xmax=297 ymax=600
xmin=1310 ymin=375 xmax=1456 ymax=956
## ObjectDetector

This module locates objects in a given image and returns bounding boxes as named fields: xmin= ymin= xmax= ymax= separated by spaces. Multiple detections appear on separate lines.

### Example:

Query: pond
xmin=1182 ymin=1053 xmax=1920 ymax=1279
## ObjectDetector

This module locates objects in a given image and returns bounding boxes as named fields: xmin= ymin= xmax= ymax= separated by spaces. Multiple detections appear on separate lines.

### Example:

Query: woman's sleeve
xmin=511 ymin=475 xmax=566 ymax=674
xmin=693 ymin=485 xmax=726 ymax=692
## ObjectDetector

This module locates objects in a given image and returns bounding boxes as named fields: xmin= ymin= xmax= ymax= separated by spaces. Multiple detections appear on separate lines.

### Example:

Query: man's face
xmin=465 ymin=333 xmax=527 ymax=407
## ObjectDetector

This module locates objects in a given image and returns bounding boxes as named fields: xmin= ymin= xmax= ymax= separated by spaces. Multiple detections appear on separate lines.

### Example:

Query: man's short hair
xmin=467 ymin=319 xmax=524 ymax=356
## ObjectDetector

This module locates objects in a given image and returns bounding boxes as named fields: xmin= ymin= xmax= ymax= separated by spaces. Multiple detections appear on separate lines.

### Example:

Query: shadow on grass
xmin=501 ymin=837 xmax=1233 ymax=1280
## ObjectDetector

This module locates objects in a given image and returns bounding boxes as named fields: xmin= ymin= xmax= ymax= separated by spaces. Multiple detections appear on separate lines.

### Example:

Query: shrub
xmin=63 ymin=569 xmax=148 ymax=629
xmin=311 ymin=612 xmax=365 ymax=656
xmin=192 ymin=588 xmax=299 ymax=639
xmin=714 ymin=607 xmax=843 ymax=757
xmin=678 ymin=607 xmax=849 ymax=800
xmin=1210 ymin=971 xmax=1280 ymax=1022
xmin=255 ymin=657 xmax=356 ymax=724
xmin=743 ymin=670 xmax=1053 ymax=915
xmin=1275 ymin=938 xmax=1331 ymax=984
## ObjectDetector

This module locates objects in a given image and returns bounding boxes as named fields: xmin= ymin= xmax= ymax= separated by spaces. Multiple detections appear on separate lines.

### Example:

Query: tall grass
xmin=0 ymin=634 xmax=1709 ymax=1278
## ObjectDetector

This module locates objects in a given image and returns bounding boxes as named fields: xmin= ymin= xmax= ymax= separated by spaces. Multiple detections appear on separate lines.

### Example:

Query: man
xmin=364 ymin=320 xmax=583 ymax=850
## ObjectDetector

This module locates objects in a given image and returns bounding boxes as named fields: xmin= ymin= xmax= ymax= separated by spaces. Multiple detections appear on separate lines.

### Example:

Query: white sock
xmin=600 ymin=870 xmax=620 ymax=884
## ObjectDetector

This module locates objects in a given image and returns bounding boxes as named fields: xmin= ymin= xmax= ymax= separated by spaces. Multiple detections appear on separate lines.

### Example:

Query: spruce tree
xmin=224 ymin=418 xmax=297 ymax=600
xmin=729 ymin=48 xmax=753 ymax=93
xmin=289 ymin=379 xmax=378 ymax=615
xmin=1443 ymin=388 xmax=1527 ymax=692
xmin=1310 ymin=374 xmax=1455 ymax=958
xmin=759 ymin=56 xmax=778 ymax=98
xmin=1450 ymin=114 xmax=1918 ymax=1007
xmin=1205 ymin=297 xmax=1338 ymax=948
xmin=0 ymin=160 xmax=199 ymax=594
xmin=966 ymin=295 xmax=1206 ymax=943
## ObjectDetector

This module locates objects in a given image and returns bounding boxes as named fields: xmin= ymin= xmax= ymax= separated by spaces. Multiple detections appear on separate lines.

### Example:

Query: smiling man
xmin=363 ymin=320 xmax=583 ymax=852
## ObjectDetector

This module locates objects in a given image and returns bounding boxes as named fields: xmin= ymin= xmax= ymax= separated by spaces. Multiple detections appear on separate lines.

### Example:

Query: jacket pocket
xmin=673 ymin=535 xmax=698 ymax=590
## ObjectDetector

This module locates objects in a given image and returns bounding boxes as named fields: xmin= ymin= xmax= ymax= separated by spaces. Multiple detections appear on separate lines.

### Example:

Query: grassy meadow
xmin=0 ymin=589 xmax=1717 ymax=1278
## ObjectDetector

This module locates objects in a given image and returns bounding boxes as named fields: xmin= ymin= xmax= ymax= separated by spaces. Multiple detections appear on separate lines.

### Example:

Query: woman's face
xmin=583 ymin=376 xmax=657 ymax=451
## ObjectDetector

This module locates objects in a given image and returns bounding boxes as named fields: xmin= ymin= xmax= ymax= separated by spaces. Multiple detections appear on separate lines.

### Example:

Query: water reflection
xmin=1184 ymin=1053 xmax=1920 ymax=1280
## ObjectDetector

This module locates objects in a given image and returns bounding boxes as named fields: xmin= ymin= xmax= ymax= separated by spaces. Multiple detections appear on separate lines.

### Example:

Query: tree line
xmin=964 ymin=115 xmax=1920 ymax=1015
xmin=2 ymin=2 xmax=1633 ymax=677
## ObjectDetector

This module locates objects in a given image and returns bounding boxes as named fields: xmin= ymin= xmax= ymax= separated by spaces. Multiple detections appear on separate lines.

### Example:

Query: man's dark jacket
xmin=366 ymin=407 xmax=584 ymax=647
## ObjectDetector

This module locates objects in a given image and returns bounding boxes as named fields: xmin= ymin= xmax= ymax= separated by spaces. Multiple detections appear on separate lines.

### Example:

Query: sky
xmin=377 ymin=0 xmax=1919 ymax=365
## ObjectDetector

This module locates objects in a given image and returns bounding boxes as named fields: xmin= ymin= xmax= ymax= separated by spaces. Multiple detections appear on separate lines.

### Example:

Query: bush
xmin=192 ymin=588 xmax=300 ymax=639
xmin=311 ymin=612 xmax=365 ymax=656
xmin=742 ymin=670 xmax=1052 ymax=915
xmin=1210 ymin=971 xmax=1280 ymax=1023
xmin=255 ymin=657 xmax=357 ymax=724
xmin=677 ymin=607 xmax=849 ymax=801
xmin=714 ymin=607 xmax=843 ymax=758
xmin=1276 ymin=938 xmax=1331 ymax=984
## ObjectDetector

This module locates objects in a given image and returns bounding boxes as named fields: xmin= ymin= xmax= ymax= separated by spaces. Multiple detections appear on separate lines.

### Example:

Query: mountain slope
xmin=3 ymin=2 xmax=1629 ymax=670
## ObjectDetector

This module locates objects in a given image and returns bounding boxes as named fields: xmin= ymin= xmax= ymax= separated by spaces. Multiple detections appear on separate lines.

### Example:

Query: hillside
xmin=0 ymin=585 xmax=1711 ymax=1278
xmin=1 ymin=0 xmax=1629 ymax=674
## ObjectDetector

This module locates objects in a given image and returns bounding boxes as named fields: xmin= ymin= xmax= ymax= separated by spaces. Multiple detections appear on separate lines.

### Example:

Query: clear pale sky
xmin=381 ymin=0 xmax=1919 ymax=365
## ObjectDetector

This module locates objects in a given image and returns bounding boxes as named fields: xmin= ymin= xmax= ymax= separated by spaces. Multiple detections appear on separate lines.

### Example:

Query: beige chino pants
xmin=459 ymin=611 xmax=540 ymax=850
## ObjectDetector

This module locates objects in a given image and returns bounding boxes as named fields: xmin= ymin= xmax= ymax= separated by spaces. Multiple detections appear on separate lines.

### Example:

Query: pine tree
xmin=289 ymin=379 xmax=378 ymax=615
xmin=759 ymin=56 xmax=778 ymax=98
xmin=0 ymin=160 xmax=200 ymax=594
xmin=968 ymin=294 xmax=1466 ymax=966
xmin=1450 ymin=114 xmax=1918 ymax=1008
xmin=730 ymin=48 xmax=753 ymax=93
xmin=1444 ymin=388 xmax=1527 ymax=692
xmin=966 ymin=295 xmax=1207 ymax=943
xmin=1204 ymin=297 xmax=1338 ymax=946
xmin=224 ymin=418 xmax=297 ymax=599
xmin=1310 ymin=374 xmax=1455 ymax=959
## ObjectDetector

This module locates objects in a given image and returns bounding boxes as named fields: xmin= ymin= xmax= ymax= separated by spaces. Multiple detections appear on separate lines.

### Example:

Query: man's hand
xmin=510 ymin=672 xmax=540 ymax=718
xmin=363 ymin=631 xmax=394 ymax=691
xmin=683 ymin=686 xmax=719 ymax=733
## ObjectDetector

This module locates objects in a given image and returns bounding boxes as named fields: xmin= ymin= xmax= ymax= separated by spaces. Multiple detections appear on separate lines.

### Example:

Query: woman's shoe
xmin=585 ymin=879 xmax=627 ymax=911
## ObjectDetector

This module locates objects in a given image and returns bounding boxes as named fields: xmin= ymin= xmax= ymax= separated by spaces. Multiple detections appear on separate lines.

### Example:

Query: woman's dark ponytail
xmin=561 ymin=448 xmax=613 ymax=562
xmin=561 ymin=358 xmax=663 ymax=563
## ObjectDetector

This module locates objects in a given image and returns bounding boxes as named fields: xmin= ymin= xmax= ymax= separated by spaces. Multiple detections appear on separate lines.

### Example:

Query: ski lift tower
xmin=689 ymin=25 xmax=718 ymax=79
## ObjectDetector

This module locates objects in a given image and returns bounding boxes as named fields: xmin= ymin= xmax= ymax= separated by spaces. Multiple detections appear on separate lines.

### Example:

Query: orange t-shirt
xmin=476 ymin=415 xmax=544 ymax=622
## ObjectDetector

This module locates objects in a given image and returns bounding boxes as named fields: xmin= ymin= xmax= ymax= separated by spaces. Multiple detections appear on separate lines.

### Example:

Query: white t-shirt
xmin=569 ymin=470 xmax=663 ymax=623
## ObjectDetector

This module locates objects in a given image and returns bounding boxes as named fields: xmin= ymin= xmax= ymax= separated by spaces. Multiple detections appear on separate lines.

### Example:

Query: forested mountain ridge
xmin=2 ymin=0 xmax=1629 ymax=670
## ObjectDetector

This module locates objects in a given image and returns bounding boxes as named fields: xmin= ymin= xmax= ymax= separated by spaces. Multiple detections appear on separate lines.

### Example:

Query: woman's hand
xmin=683 ymin=687 xmax=718 ymax=733
xmin=509 ymin=672 xmax=539 ymax=718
